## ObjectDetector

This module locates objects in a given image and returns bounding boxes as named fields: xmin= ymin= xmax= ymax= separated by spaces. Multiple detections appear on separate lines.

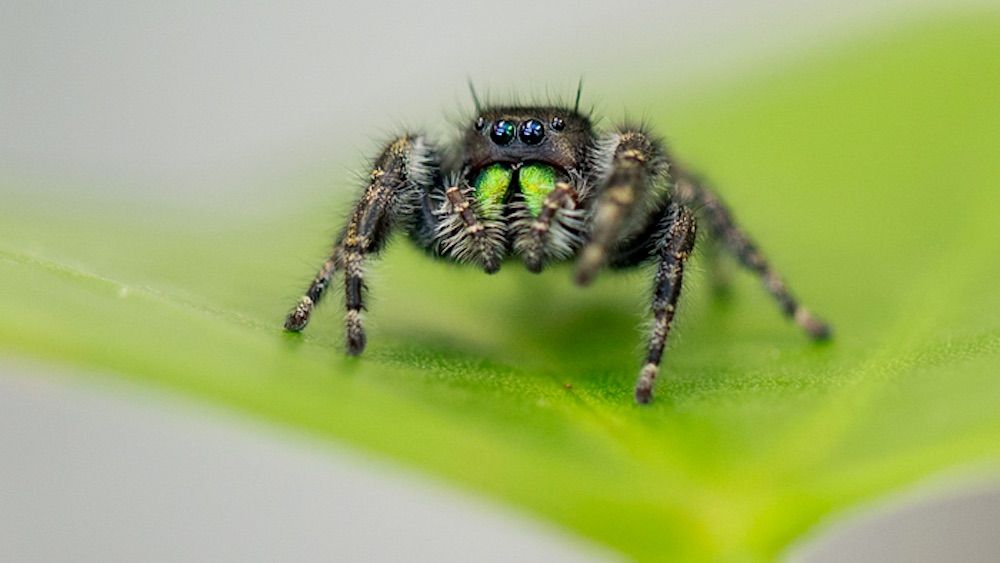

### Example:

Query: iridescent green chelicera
xmin=518 ymin=163 xmax=557 ymax=217
xmin=473 ymin=164 xmax=512 ymax=218
xmin=473 ymin=163 xmax=558 ymax=218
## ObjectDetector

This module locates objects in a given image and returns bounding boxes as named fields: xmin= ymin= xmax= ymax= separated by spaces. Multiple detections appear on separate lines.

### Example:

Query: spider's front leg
xmin=575 ymin=128 xmax=665 ymax=285
xmin=635 ymin=203 xmax=697 ymax=404
xmin=284 ymin=135 xmax=438 ymax=355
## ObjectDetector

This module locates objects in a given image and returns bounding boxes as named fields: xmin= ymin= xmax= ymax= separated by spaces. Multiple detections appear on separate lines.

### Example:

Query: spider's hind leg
xmin=674 ymin=176 xmax=831 ymax=340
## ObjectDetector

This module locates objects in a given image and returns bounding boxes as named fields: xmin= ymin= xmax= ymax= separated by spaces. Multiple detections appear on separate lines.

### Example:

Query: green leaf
xmin=2 ymin=15 xmax=999 ymax=561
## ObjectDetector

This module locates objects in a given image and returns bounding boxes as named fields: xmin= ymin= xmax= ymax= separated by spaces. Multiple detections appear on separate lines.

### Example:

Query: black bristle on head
xmin=467 ymin=79 xmax=482 ymax=113
xmin=574 ymin=78 xmax=583 ymax=113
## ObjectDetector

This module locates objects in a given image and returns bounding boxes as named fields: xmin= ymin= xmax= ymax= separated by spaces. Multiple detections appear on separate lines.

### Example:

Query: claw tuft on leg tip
xmin=345 ymin=309 xmax=366 ymax=356
xmin=346 ymin=338 xmax=366 ymax=356
xmin=283 ymin=297 xmax=314 ymax=332
xmin=809 ymin=323 xmax=833 ymax=341
xmin=284 ymin=316 xmax=306 ymax=332
xmin=795 ymin=307 xmax=832 ymax=341
xmin=634 ymin=387 xmax=653 ymax=404
xmin=634 ymin=363 xmax=658 ymax=405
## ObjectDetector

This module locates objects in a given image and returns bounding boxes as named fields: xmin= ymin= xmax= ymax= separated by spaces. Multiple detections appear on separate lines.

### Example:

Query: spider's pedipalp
xmin=511 ymin=179 xmax=586 ymax=272
xmin=433 ymin=178 xmax=506 ymax=273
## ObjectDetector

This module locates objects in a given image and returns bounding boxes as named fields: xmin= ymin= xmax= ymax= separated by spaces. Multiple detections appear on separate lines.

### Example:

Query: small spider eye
xmin=550 ymin=117 xmax=565 ymax=131
xmin=474 ymin=116 xmax=486 ymax=131
xmin=490 ymin=120 xmax=516 ymax=145
xmin=519 ymin=119 xmax=545 ymax=145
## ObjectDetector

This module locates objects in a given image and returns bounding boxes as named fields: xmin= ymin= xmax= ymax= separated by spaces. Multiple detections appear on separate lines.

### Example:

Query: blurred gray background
xmin=1 ymin=0 xmax=970 ymax=207
xmin=2 ymin=1 xmax=998 ymax=561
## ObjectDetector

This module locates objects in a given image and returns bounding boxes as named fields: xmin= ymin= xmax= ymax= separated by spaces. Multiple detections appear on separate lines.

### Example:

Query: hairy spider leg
xmin=284 ymin=248 xmax=340 ymax=332
xmin=285 ymin=135 xmax=438 ymax=354
xmin=673 ymin=176 xmax=831 ymax=340
xmin=635 ymin=203 xmax=697 ymax=404
xmin=575 ymin=129 xmax=664 ymax=285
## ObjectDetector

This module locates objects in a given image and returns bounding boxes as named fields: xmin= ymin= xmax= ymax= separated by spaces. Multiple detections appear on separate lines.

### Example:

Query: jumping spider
xmin=284 ymin=91 xmax=830 ymax=404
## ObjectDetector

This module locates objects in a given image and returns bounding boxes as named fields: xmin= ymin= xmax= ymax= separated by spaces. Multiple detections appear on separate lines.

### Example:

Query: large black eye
xmin=519 ymin=119 xmax=545 ymax=145
xmin=490 ymin=120 xmax=516 ymax=145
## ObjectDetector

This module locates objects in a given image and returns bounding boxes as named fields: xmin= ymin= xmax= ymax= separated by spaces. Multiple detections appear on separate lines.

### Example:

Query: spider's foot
xmin=345 ymin=309 xmax=367 ymax=355
xmin=795 ymin=307 xmax=832 ymax=341
xmin=284 ymin=297 xmax=314 ymax=332
xmin=634 ymin=363 xmax=658 ymax=405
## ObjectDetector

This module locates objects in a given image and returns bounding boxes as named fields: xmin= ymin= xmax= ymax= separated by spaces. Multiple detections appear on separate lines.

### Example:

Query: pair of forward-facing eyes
xmin=474 ymin=116 xmax=566 ymax=146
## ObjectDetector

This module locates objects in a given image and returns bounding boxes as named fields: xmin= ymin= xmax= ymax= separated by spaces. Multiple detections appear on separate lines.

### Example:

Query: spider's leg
xmin=575 ymin=128 xmax=665 ymax=285
xmin=284 ymin=248 xmax=340 ymax=331
xmin=674 ymin=176 xmax=831 ymax=340
xmin=513 ymin=180 xmax=584 ymax=272
xmin=634 ymin=203 xmax=697 ymax=404
xmin=284 ymin=135 xmax=438 ymax=355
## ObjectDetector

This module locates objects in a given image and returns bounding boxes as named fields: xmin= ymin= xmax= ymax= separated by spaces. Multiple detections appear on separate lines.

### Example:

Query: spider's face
xmin=460 ymin=107 xmax=592 ymax=220
xmin=462 ymin=107 xmax=591 ymax=179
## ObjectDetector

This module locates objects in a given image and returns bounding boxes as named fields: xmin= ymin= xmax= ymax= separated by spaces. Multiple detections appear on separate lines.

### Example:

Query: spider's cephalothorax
xmin=284 ymin=99 xmax=831 ymax=403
